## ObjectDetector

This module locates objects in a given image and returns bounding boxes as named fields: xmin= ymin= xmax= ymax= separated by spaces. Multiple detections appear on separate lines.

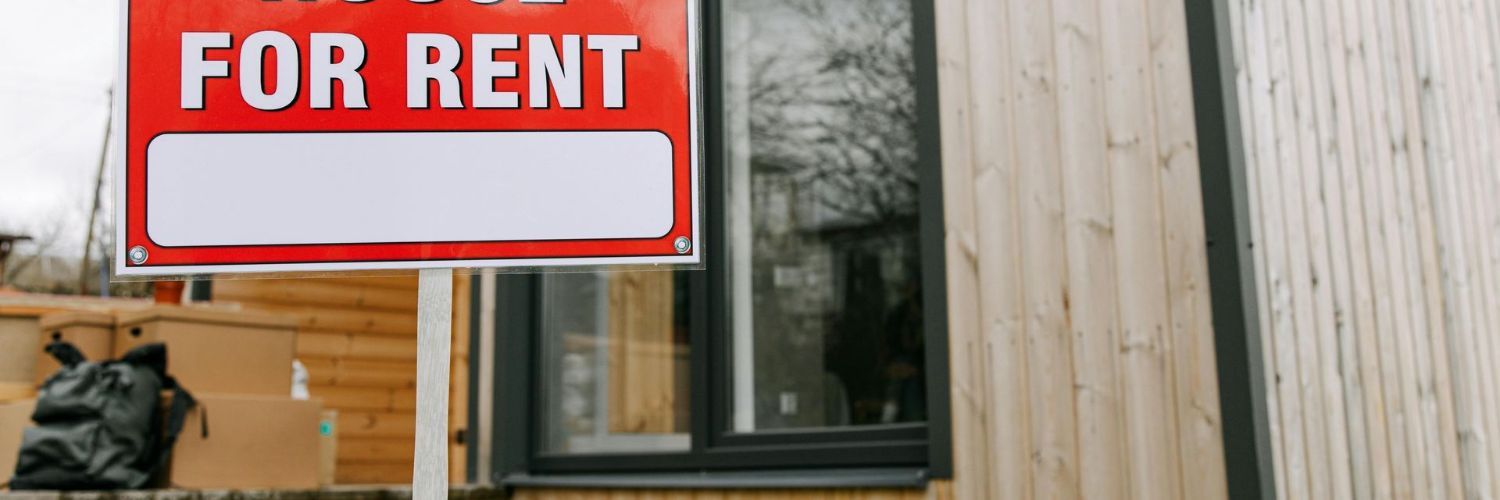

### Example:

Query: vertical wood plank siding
xmin=930 ymin=0 xmax=1231 ymax=498
xmin=1230 ymin=0 xmax=1500 ymax=497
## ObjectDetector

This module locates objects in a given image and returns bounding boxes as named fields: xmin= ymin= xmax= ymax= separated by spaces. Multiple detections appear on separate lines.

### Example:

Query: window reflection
xmin=537 ymin=272 xmax=691 ymax=454
xmin=725 ymin=0 xmax=925 ymax=432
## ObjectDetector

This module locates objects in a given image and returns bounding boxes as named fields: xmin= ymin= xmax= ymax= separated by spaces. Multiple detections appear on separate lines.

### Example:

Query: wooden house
xmin=201 ymin=0 xmax=1500 ymax=498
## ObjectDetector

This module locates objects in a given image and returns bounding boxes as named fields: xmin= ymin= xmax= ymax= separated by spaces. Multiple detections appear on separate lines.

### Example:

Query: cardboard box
xmin=34 ymin=311 xmax=116 ymax=385
xmin=0 ymin=312 xmax=42 ymax=389
xmin=319 ymin=409 xmax=339 ymax=487
xmin=169 ymin=395 xmax=322 ymax=490
xmin=0 ymin=399 xmax=36 ymax=486
xmin=114 ymin=307 xmax=297 ymax=396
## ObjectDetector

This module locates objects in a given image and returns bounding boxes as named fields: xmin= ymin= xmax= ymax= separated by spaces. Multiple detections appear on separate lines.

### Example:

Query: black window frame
xmin=485 ymin=0 xmax=950 ymax=482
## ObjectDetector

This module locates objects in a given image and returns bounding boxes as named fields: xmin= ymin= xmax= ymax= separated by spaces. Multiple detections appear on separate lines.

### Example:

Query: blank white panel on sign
xmin=145 ymin=131 xmax=675 ymax=247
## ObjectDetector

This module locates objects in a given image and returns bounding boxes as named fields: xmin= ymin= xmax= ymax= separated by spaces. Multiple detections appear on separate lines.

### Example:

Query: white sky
xmin=0 ymin=0 xmax=119 ymax=256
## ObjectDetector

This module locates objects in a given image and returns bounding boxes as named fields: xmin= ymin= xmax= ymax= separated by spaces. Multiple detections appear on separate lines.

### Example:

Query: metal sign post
xmin=414 ymin=268 xmax=454 ymax=500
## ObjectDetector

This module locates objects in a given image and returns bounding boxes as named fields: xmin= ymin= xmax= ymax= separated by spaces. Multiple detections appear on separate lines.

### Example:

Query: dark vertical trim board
xmin=493 ymin=274 xmax=538 ymax=484
xmin=1183 ymin=1 xmax=1276 ymax=499
xmin=466 ymin=276 xmax=483 ymax=483
xmin=909 ymin=0 xmax=954 ymax=479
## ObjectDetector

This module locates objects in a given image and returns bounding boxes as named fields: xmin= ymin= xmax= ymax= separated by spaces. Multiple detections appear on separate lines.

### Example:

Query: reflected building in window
xmin=725 ymin=0 xmax=925 ymax=432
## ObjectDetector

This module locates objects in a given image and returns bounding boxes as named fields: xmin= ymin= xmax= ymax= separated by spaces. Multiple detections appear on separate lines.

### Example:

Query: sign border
xmin=113 ymin=0 xmax=704 ymax=278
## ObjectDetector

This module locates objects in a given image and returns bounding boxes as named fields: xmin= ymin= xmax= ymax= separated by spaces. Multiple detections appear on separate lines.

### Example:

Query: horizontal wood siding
xmin=213 ymin=275 xmax=470 ymax=485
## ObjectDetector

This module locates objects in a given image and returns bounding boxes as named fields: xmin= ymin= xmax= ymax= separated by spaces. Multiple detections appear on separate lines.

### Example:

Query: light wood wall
xmin=932 ymin=0 xmax=1229 ymax=498
xmin=1229 ymin=0 xmax=1500 ymax=499
xmin=607 ymin=272 xmax=680 ymax=435
xmin=212 ymin=275 xmax=470 ymax=485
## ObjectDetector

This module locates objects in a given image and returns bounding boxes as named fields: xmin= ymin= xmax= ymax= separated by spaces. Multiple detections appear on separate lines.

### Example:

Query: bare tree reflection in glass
xmin=726 ymin=0 xmax=925 ymax=432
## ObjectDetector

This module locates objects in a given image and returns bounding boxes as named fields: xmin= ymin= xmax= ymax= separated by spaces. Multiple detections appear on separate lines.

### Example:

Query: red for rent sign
xmin=115 ymin=0 xmax=701 ymax=276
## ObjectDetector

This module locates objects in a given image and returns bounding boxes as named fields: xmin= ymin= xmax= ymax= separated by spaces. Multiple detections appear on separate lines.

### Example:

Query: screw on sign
xmin=117 ymin=0 xmax=701 ymax=497
xmin=127 ymin=246 xmax=148 ymax=265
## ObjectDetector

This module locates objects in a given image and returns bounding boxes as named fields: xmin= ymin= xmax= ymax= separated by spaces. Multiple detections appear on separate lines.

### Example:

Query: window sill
xmin=499 ymin=468 xmax=930 ymax=490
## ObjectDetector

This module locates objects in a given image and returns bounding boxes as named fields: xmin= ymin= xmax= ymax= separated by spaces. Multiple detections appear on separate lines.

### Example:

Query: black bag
xmin=6 ymin=338 xmax=196 ymax=491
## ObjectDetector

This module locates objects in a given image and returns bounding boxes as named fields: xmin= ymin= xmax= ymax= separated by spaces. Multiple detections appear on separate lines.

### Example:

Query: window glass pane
xmin=724 ymin=0 xmax=925 ymax=432
xmin=537 ymin=271 xmax=691 ymax=454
